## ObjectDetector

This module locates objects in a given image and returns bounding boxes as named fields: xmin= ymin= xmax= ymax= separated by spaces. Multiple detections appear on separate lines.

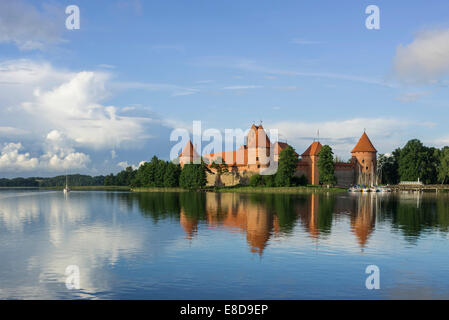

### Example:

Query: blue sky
xmin=1 ymin=0 xmax=449 ymax=177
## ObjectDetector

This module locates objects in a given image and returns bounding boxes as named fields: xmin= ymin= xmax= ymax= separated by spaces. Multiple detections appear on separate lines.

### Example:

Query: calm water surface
xmin=0 ymin=190 xmax=449 ymax=299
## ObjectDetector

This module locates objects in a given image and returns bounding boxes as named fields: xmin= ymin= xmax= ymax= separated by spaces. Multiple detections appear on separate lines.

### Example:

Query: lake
xmin=0 ymin=189 xmax=448 ymax=299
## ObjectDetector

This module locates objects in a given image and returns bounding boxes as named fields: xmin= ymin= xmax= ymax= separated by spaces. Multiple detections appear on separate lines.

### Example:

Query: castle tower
xmin=351 ymin=132 xmax=377 ymax=186
xmin=179 ymin=140 xmax=200 ymax=167
xmin=246 ymin=124 xmax=271 ymax=171
xmin=301 ymin=141 xmax=322 ymax=185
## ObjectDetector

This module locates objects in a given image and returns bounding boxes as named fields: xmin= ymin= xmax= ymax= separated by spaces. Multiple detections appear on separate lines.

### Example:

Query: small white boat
xmin=63 ymin=175 xmax=70 ymax=194
xmin=348 ymin=186 xmax=362 ymax=192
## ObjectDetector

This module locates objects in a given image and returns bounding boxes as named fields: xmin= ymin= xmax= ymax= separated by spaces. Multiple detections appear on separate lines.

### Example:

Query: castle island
xmin=179 ymin=124 xmax=377 ymax=187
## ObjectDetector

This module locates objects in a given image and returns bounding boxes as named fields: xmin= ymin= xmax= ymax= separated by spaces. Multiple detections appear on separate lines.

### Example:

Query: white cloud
xmin=276 ymin=85 xmax=302 ymax=91
xmin=172 ymin=89 xmax=199 ymax=96
xmin=22 ymin=71 xmax=151 ymax=149
xmin=430 ymin=136 xmax=449 ymax=148
xmin=0 ymin=127 xmax=29 ymax=136
xmin=395 ymin=91 xmax=430 ymax=103
xmin=0 ymin=132 xmax=90 ymax=173
xmin=267 ymin=118 xmax=414 ymax=157
xmin=0 ymin=143 xmax=39 ymax=172
xmin=0 ymin=1 xmax=64 ymax=50
xmin=0 ymin=59 xmax=73 ymax=87
xmin=117 ymin=161 xmax=143 ymax=170
xmin=195 ymin=57 xmax=395 ymax=87
xmin=113 ymin=80 xmax=200 ymax=96
xmin=0 ymin=59 xmax=182 ymax=174
xmin=97 ymin=64 xmax=115 ymax=69
xmin=222 ymin=85 xmax=263 ymax=90
xmin=393 ymin=29 xmax=449 ymax=83
xmin=40 ymin=130 xmax=90 ymax=171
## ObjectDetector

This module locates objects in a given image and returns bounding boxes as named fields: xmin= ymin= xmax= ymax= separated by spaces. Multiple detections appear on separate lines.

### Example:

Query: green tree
xmin=154 ymin=159 xmax=167 ymax=187
xmin=115 ymin=166 xmax=136 ymax=186
xmin=398 ymin=139 xmax=438 ymax=184
xmin=438 ymin=146 xmax=449 ymax=184
xmin=275 ymin=145 xmax=298 ymax=187
xmin=134 ymin=156 xmax=159 ymax=187
xmin=164 ymin=162 xmax=181 ymax=187
xmin=179 ymin=161 xmax=207 ymax=189
xmin=378 ymin=152 xmax=399 ymax=185
xmin=210 ymin=157 xmax=229 ymax=176
xmin=317 ymin=145 xmax=336 ymax=186
xmin=104 ymin=174 xmax=116 ymax=186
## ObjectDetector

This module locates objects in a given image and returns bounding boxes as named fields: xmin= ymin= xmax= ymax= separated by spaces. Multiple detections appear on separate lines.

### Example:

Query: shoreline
xmin=4 ymin=185 xmax=449 ymax=194
xmin=40 ymin=186 xmax=131 ymax=191
xmin=213 ymin=186 xmax=347 ymax=193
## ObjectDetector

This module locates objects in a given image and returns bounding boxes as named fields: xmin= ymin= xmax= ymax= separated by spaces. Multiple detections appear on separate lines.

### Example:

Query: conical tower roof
xmin=351 ymin=132 xmax=377 ymax=153
xmin=301 ymin=141 xmax=322 ymax=157
xmin=180 ymin=140 xmax=199 ymax=157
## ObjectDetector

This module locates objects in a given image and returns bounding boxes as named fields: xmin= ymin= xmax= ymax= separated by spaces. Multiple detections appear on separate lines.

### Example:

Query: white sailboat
xmin=63 ymin=175 xmax=70 ymax=194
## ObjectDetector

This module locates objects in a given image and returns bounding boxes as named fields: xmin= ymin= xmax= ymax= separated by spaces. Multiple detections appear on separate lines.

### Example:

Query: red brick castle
xmin=179 ymin=124 xmax=377 ymax=187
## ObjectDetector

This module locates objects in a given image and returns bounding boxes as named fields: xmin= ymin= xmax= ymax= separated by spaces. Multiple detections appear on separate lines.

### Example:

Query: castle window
xmin=256 ymin=157 xmax=259 ymax=161
xmin=257 ymin=165 xmax=260 ymax=168
xmin=362 ymin=159 xmax=365 ymax=163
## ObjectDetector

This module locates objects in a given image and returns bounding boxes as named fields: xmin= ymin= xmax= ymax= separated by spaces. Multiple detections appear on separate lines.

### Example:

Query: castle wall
xmin=334 ymin=164 xmax=355 ymax=187
xmin=295 ymin=163 xmax=310 ymax=184
xmin=206 ymin=171 xmax=252 ymax=187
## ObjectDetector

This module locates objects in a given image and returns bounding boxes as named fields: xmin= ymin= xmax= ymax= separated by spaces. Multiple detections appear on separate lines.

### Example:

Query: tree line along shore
xmin=2 ymin=138 xmax=449 ymax=192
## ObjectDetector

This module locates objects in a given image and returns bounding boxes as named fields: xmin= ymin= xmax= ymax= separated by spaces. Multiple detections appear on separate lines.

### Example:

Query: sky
xmin=1 ymin=0 xmax=449 ymax=177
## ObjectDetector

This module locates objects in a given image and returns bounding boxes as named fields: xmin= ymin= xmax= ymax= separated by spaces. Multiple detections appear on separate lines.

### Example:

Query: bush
xmin=292 ymin=174 xmax=308 ymax=186
xmin=263 ymin=174 xmax=275 ymax=187
xmin=249 ymin=174 xmax=263 ymax=187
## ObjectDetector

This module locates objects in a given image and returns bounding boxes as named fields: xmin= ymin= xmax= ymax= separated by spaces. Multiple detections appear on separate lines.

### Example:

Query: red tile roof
xmin=207 ymin=149 xmax=247 ymax=166
xmin=179 ymin=140 xmax=199 ymax=157
xmin=351 ymin=132 xmax=377 ymax=153
xmin=301 ymin=141 xmax=322 ymax=156
xmin=273 ymin=142 xmax=289 ymax=154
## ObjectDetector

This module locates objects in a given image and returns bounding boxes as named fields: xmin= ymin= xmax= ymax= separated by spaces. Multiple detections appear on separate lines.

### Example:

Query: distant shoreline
xmin=0 ymin=185 xmax=346 ymax=193
xmin=9 ymin=185 xmax=449 ymax=194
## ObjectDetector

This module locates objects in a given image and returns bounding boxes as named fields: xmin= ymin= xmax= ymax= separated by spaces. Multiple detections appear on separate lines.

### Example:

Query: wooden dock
xmin=390 ymin=185 xmax=449 ymax=193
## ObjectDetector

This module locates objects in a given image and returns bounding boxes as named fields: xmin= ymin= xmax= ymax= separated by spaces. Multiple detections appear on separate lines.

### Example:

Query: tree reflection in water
xmin=132 ymin=191 xmax=449 ymax=254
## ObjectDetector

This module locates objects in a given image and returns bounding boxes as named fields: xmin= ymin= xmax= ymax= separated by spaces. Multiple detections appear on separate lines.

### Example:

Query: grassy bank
xmin=131 ymin=187 xmax=187 ymax=192
xmin=213 ymin=185 xmax=346 ymax=194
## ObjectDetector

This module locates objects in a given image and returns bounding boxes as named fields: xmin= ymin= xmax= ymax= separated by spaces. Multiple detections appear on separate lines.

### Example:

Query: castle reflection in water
xmin=182 ymin=193 xmax=377 ymax=254
xmin=133 ymin=191 xmax=449 ymax=255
